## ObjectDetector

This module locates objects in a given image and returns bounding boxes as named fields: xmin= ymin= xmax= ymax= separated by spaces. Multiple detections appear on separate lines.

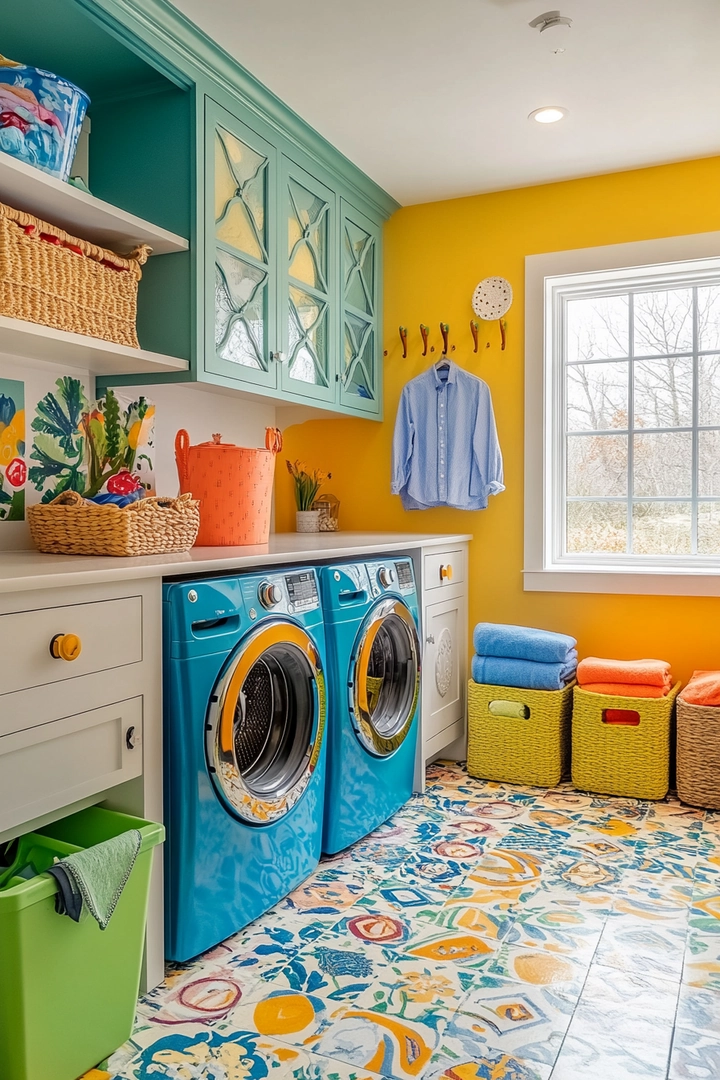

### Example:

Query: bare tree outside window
xmin=563 ymin=282 xmax=720 ymax=558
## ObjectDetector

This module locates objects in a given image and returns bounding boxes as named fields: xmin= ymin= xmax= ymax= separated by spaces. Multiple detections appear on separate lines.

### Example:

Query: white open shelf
xmin=0 ymin=315 xmax=189 ymax=375
xmin=0 ymin=153 xmax=188 ymax=256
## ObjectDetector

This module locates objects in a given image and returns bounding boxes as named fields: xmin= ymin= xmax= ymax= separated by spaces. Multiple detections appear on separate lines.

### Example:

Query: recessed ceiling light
xmin=529 ymin=106 xmax=567 ymax=124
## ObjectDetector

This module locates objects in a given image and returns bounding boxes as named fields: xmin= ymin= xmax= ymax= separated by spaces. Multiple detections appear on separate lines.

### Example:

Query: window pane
xmin=632 ymin=502 xmax=691 ymax=554
xmin=698 ymin=286 xmax=720 ymax=352
xmin=633 ymin=432 xmax=692 ymax=497
xmin=566 ymin=295 xmax=628 ymax=363
xmin=566 ymin=502 xmax=627 ymax=554
xmin=566 ymin=362 xmax=627 ymax=432
xmin=634 ymin=357 xmax=693 ymax=429
xmin=698 ymin=503 xmax=720 ymax=554
xmin=698 ymin=431 xmax=720 ymax=496
xmin=567 ymin=435 xmax=627 ymax=497
xmin=698 ymin=354 xmax=720 ymax=426
xmin=634 ymin=288 xmax=693 ymax=356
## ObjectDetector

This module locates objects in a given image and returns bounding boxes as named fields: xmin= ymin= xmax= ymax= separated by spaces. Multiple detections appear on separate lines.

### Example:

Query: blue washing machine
xmin=163 ymin=567 xmax=327 ymax=961
xmin=320 ymin=558 xmax=421 ymax=854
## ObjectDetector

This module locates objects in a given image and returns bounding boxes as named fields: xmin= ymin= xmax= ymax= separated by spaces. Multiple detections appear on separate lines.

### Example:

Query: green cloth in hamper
xmin=488 ymin=699 xmax=530 ymax=720
xmin=51 ymin=829 xmax=141 ymax=929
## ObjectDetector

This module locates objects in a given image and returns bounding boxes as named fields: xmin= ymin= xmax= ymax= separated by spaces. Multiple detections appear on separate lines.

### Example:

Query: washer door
xmin=206 ymin=621 xmax=326 ymax=824
xmin=350 ymin=597 xmax=421 ymax=757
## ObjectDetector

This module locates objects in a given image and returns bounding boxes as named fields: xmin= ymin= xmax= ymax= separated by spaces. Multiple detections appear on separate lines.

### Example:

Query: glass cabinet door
xmin=339 ymin=200 xmax=381 ymax=416
xmin=280 ymin=161 xmax=337 ymax=403
xmin=206 ymin=100 xmax=278 ymax=389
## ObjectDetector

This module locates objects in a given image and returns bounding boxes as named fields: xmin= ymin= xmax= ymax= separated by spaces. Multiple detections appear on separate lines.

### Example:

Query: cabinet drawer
xmin=0 ymin=698 xmax=143 ymax=836
xmin=424 ymin=548 xmax=465 ymax=593
xmin=0 ymin=597 xmax=142 ymax=697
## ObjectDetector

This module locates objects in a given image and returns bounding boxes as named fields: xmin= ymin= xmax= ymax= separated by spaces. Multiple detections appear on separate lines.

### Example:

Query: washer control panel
xmin=284 ymin=570 xmax=320 ymax=612
xmin=393 ymin=560 xmax=416 ymax=594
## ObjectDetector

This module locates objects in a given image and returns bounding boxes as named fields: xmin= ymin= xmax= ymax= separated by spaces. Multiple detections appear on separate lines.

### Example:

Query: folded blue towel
xmin=471 ymin=653 xmax=577 ymax=692
xmin=472 ymin=622 xmax=577 ymax=664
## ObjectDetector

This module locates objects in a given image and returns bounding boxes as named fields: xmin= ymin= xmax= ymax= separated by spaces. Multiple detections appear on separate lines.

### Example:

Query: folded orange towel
xmin=577 ymin=657 xmax=671 ymax=688
xmin=580 ymin=682 xmax=670 ymax=699
xmin=679 ymin=670 xmax=720 ymax=707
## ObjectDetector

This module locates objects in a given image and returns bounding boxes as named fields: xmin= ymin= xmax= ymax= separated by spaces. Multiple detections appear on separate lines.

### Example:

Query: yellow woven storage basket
xmin=676 ymin=698 xmax=720 ymax=809
xmin=572 ymin=683 xmax=681 ymax=800
xmin=28 ymin=490 xmax=200 ymax=557
xmin=0 ymin=200 xmax=149 ymax=348
xmin=467 ymin=680 xmax=573 ymax=787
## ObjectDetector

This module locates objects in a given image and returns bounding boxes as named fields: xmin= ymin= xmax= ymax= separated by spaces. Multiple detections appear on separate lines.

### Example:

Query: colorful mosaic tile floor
xmin=108 ymin=762 xmax=720 ymax=1080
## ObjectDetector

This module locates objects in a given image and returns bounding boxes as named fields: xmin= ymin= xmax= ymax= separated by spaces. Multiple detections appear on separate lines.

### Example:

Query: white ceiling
xmin=171 ymin=0 xmax=720 ymax=205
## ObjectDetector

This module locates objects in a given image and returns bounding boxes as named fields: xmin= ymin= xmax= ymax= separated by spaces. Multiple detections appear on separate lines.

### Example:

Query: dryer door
xmin=350 ymin=597 xmax=421 ymax=757
xmin=206 ymin=621 xmax=326 ymax=824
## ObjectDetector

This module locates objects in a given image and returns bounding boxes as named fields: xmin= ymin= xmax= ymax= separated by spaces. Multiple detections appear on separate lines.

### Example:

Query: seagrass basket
xmin=0 ymin=200 xmax=149 ymax=347
xmin=676 ymin=698 xmax=720 ymax=809
xmin=28 ymin=491 xmax=200 ymax=557
xmin=467 ymin=680 xmax=573 ymax=787
xmin=572 ymin=683 xmax=681 ymax=800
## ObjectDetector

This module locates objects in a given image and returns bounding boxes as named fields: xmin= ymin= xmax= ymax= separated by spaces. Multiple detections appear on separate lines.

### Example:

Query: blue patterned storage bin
xmin=0 ymin=55 xmax=89 ymax=181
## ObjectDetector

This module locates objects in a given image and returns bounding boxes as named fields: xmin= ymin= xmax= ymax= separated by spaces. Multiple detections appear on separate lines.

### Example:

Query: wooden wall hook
xmin=470 ymin=320 xmax=479 ymax=353
xmin=420 ymin=324 xmax=429 ymax=357
xmin=439 ymin=322 xmax=449 ymax=356
xmin=399 ymin=325 xmax=408 ymax=359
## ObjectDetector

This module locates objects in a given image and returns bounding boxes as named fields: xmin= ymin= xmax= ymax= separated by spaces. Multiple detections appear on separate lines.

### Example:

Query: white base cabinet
xmin=412 ymin=541 xmax=470 ymax=790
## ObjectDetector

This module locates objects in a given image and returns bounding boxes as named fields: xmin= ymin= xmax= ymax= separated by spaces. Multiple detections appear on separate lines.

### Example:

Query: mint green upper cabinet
xmin=206 ymin=100 xmax=278 ymax=390
xmin=280 ymin=161 xmax=337 ymax=404
xmin=339 ymin=201 xmax=381 ymax=416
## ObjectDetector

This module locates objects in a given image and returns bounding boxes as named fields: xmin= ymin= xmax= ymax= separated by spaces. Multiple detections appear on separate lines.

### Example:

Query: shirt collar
xmin=432 ymin=361 xmax=457 ymax=389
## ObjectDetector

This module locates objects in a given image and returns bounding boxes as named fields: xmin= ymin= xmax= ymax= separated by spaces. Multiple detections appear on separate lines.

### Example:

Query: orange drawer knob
xmin=440 ymin=564 xmax=453 ymax=582
xmin=50 ymin=633 xmax=82 ymax=662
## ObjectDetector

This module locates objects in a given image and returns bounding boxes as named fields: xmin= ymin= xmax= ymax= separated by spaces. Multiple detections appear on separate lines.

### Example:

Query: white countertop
xmin=0 ymin=533 xmax=472 ymax=593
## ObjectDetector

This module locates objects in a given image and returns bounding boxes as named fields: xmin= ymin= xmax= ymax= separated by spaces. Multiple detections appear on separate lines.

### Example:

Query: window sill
xmin=523 ymin=568 xmax=720 ymax=597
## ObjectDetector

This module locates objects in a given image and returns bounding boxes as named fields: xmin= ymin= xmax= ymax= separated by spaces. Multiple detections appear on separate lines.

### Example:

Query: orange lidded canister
xmin=174 ymin=428 xmax=282 ymax=546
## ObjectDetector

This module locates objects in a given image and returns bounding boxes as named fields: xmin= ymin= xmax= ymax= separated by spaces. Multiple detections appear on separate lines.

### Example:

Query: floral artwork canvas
xmin=0 ymin=377 xmax=26 ymax=521
xmin=29 ymin=376 xmax=155 ymax=505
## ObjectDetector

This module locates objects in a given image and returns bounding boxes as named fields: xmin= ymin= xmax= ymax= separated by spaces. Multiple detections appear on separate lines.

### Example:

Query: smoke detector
xmin=529 ymin=10 xmax=573 ymax=33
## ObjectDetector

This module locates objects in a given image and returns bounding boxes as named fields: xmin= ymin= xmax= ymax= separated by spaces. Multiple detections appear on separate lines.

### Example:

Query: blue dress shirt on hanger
xmin=391 ymin=360 xmax=504 ymax=511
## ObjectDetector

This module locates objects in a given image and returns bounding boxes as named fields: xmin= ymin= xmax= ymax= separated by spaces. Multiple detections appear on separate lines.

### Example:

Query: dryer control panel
xmin=367 ymin=558 xmax=416 ymax=596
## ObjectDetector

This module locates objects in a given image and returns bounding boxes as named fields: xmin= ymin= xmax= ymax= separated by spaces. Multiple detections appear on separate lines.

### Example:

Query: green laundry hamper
xmin=0 ymin=806 xmax=164 ymax=1080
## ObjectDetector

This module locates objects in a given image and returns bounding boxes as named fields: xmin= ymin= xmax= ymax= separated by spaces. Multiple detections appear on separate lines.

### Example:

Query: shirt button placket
xmin=439 ymin=389 xmax=447 ymax=500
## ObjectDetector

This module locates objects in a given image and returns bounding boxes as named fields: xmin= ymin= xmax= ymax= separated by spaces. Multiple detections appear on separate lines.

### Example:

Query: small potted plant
xmin=287 ymin=460 xmax=331 ymax=532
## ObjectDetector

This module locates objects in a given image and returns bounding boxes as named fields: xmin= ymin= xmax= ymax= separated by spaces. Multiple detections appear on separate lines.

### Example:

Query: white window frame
xmin=525 ymin=230 xmax=720 ymax=597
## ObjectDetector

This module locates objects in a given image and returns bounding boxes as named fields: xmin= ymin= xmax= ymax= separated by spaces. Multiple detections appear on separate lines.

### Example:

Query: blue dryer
xmin=320 ymin=558 xmax=421 ymax=854
xmin=163 ymin=568 xmax=327 ymax=961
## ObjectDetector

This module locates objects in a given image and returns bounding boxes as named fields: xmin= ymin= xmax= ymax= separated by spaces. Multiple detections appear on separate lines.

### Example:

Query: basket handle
xmin=603 ymin=708 xmax=640 ymax=726
xmin=175 ymin=429 xmax=190 ymax=485
xmin=265 ymin=428 xmax=283 ymax=454
xmin=48 ymin=490 xmax=86 ymax=507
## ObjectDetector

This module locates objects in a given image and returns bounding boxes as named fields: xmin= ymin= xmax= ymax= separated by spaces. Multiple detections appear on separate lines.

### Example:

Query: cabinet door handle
xmin=126 ymin=726 xmax=137 ymax=750
xmin=49 ymin=633 xmax=82 ymax=662
xmin=426 ymin=634 xmax=435 ymax=644
xmin=440 ymin=564 xmax=453 ymax=582
xmin=270 ymin=351 xmax=286 ymax=363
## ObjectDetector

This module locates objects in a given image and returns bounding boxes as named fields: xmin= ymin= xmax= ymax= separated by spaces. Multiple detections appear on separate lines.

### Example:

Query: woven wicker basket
xmin=572 ymin=683 xmax=681 ymax=801
xmin=676 ymin=698 xmax=720 ymax=809
xmin=467 ymin=680 xmax=573 ymax=787
xmin=28 ymin=490 xmax=200 ymax=557
xmin=0 ymin=200 xmax=149 ymax=347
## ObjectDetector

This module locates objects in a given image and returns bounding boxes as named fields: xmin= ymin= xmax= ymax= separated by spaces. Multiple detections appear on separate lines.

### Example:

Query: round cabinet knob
xmin=50 ymin=633 xmax=82 ymax=662
xmin=378 ymin=566 xmax=395 ymax=588
xmin=439 ymin=563 xmax=453 ymax=582
xmin=258 ymin=582 xmax=282 ymax=608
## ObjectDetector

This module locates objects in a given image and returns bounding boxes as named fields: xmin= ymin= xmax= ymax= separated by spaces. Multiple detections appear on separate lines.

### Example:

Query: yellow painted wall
xmin=277 ymin=156 xmax=720 ymax=681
